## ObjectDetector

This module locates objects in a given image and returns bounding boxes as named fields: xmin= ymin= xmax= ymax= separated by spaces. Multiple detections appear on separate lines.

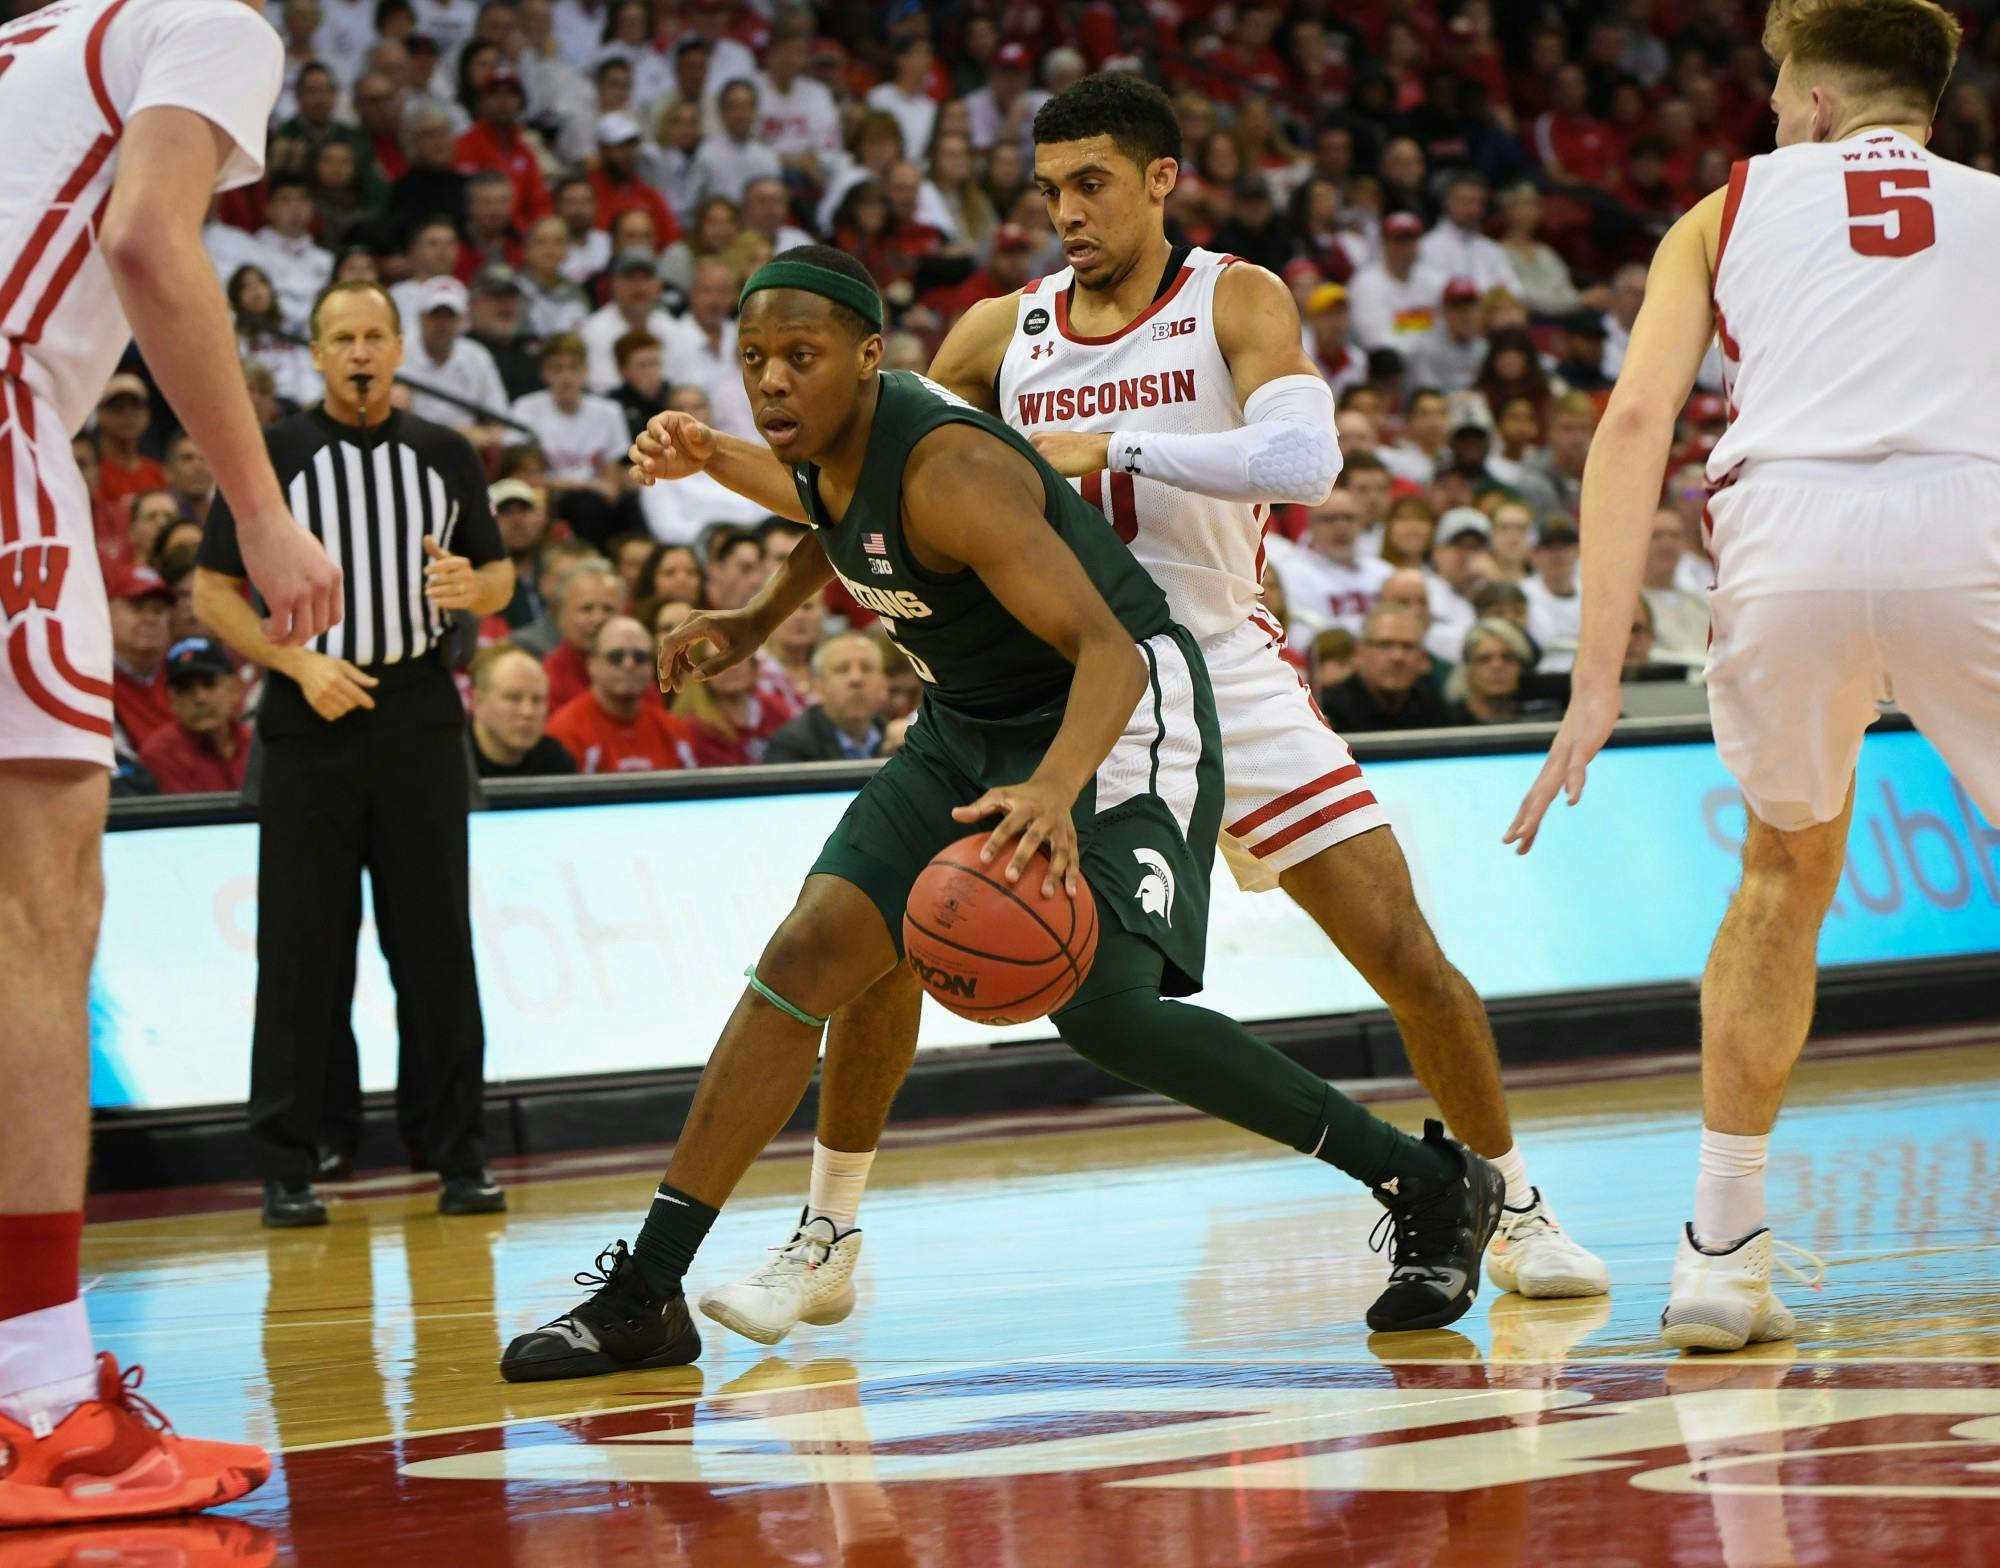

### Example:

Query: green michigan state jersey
xmin=789 ymin=370 xmax=1172 ymax=720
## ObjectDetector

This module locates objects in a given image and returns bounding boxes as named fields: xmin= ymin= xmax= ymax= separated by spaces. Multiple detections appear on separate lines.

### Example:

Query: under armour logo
xmin=1118 ymin=443 xmax=1142 ymax=475
xmin=1132 ymin=847 xmax=1175 ymax=926
xmin=1028 ymin=342 xmax=1055 ymax=361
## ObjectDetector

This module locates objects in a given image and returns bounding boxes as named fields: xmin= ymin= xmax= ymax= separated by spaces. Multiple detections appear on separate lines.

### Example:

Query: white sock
xmin=1489 ymin=1144 xmax=1533 ymax=1210
xmin=0 ymin=1298 xmax=98 ymax=1433
xmin=1693 ymin=1127 xmax=1770 ymax=1250
xmin=804 ymin=1141 xmax=876 ymax=1231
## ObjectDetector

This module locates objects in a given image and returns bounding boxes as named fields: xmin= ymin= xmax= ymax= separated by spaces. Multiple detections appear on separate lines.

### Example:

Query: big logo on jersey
xmin=1015 ymin=370 xmax=1198 ymax=428
xmin=0 ymin=541 xmax=70 ymax=622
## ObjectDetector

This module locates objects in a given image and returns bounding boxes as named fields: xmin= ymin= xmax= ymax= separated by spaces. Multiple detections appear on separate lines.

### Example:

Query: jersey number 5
xmin=1079 ymin=471 xmax=1139 ymax=545
xmin=1845 ymin=169 xmax=1935 ymax=258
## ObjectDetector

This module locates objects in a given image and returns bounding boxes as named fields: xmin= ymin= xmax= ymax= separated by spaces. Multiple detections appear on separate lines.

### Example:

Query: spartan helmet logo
xmin=1131 ymin=848 xmax=1175 ymax=927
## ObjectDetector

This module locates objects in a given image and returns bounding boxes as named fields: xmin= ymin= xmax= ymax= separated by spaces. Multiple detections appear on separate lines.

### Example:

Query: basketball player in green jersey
xmin=499 ymin=249 xmax=1502 ymax=1381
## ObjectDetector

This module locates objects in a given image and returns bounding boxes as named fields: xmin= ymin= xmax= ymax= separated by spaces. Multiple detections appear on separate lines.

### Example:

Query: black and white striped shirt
xmin=198 ymin=407 xmax=503 ymax=667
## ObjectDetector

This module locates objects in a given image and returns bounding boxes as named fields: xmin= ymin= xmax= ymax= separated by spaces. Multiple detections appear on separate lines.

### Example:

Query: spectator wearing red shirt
xmin=351 ymin=72 xmax=407 ymax=186
xmin=589 ymin=112 xmax=680 ymax=246
xmin=548 ymin=616 xmax=696 ymax=773
xmin=457 ymin=171 xmax=525 ymax=279
xmin=923 ymin=222 xmax=1038 ymax=317
xmin=1531 ymin=64 xmax=1617 ymax=189
xmin=454 ymin=67 xmax=552 ymax=230
xmin=542 ymin=560 xmax=625 ymax=714
xmin=1196 ymin=3 xmax=1291 ymax=105
xmin=94 ymin=374 xmax=168 ymax=505
xmin=107 ymin=563 xmax=176 ymax=759
xmin=138 ymin=638 xmax=250 ymax=795
xmin=671 ymin=653 xmax=788 ymax=768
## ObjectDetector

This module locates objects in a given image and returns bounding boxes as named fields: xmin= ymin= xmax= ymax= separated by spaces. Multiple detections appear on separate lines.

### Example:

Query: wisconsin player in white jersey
xmin=1509 ymin=0 xmax=1989 ymax=1351
xmin=0 ymin=0 xmax=339 ymax=1529
xmin=639 ymin=74 xmax=1608 ymax=1345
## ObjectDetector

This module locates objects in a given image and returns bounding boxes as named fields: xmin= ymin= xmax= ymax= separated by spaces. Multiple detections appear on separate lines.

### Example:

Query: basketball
xmin=902 ymin=833 xmax=1100 ymax=1025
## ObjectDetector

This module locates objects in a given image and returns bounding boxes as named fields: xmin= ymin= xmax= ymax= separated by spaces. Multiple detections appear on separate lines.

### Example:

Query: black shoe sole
xmin=1365 ymin=1154 xmax=1508 ymax=1333
xmin=262 ymin=1206 xmax=329 ymax=1229
xmin=440 ymin=1192 xmax=508 ymax=1216
xmin=499 ymin=1317 xmax=701 ymax=1383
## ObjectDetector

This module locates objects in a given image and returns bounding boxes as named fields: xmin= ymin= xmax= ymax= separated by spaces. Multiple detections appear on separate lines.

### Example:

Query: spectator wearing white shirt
xmin=252 ymin=175 xmax=333 ymax=337
xmin=866 ymin=37 xmax=940 ymax=169
xmin=740 ymin=175 xmax=815 ymax=257
xmin=403 ymin=277 xmax=511 ymax=429
xmin=694 ymin=78 xmax=783 ymax=204
xmin=596 ymin=3 xmax=675 ymax=118
xmin=518 ymin=215 xmax=591 ymax=341
xmin=389 ymin=216 xmax=464 ymax=328
xmin=554 ymin=176 xmax=611 ymax=286
xmin=203 ymin=199 xmax=268 ymax=288
xmin=228 ymin=263 xmax=323 ymax=410
xmin=311 ymin=0 xmax=379 ymax=82
xmin=1418 ymin=174 xmax=1515 ymax=296
xmin=1426 ymin=509 xmax=1493 ymax=665
xmin=650 ymin=99 xmax=709 ymax=224
xmin=1346 ymin=213 xmax=1447 ymax=352
xmin=1600 ymin=263 xmax=1647 ymax=381
xmin=553 ymin=0 xmax=608 ymax=66
xmin=964 ymin=42 xmax=1047 ymax=158
xmin=1641 ymin=505 xmax=1710 ymax=665
xmin=511 ymin=335 xmax=630 ymax=484
xmin=1522 ymin=520 xmax=1582 ymax=672
xmin=1378 ymin=387 xmax=1452 ymax=487
xmin=1401 ymin=280 xmax=1489 ymax=395
xmin=636 ymin=386 xmax=770 ymax=544
xmin=1269 ymin=489 xmax=1394 ymax=647
xmin=515 ymin=0 xmax=597 ymax=164
xmin=661 ymin=257 xmax=755 ymax=441
xmin=581 ymin=251 xmax=676 ymax=393
xmin=683 ymin=0 xmax=757 ymax=102
xmin=756 ymin=23 xmax=841 ymax=176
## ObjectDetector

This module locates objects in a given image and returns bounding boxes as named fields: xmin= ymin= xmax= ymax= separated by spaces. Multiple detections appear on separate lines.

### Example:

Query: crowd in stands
xmin=86 ymin=0 xmax=1984 ymax=792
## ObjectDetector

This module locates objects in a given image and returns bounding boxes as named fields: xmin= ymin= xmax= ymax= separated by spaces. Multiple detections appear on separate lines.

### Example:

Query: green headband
xmin=738 ymin=259 xmax=884 ymax=332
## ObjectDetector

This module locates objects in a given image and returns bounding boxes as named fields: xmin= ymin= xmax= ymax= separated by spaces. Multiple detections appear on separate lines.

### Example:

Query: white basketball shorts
xmin=0 ymin=377 xmax=114 ymax=767
xmin=1705 ymin=456 xmax=2000 ymax=832
xmin=1209 ymin=610 xmax=1388 ymax=891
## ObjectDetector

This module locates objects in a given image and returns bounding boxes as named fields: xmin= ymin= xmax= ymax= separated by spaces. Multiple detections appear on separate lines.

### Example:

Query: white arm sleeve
xmin=1107 ymin=374 xmax=1342 ymax=507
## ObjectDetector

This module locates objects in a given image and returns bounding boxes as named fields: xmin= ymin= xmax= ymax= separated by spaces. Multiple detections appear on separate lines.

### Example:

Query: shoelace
xmin=746 ymin=1227 xmax=832 ymax=1287
xmin=1772 ymin=1238 xmax=1827 ymax=1293
xmin=111 ymin=1363 xmax=173 ymax=1435
xmin=1368 ymin=1206 xmax=1457 ymax=1288
xmin=572 ymin=1241 xmax=630 ymax=1293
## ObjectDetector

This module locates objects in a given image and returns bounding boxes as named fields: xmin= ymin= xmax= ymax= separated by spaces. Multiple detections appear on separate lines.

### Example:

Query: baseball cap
xmin=1438 ymin=506 xmax=1493 ymax=544
xmin=489 ymin=478 xmax=539 ymax=508
xmin=99 ymin=372 xmax=148 ymax=405
xmin=992 ymin=222 xmax=1034 ymax=253
xmin=1686 ymin=391 xmax=1728 ymax=426
xmin=105 ymin=562 xmax=172 ymax=601
xmin=1443 ymin=277 xmax=1481 ymax=304
xmin=596 ymin=110 xmax=643 ymax=146
xmin=1383 ymin=212 xmax=1424 ymax=239
xmin=472 ymin=264 xmax=522 ymax=297
xmin=163 ymin=636 xmax=234 ymax=684
xmin=612 ymin=248 xmax=661 ymax=278
xmin=419 ymin=275 xmax=469 ymax=315
xmin=1304 ymin=282 xmax=1348 ymax=315
xmin=1537 ymin=519 xmax=1580 ymax=547
xmin=995 ymin=41 xmax=1032 ymax=70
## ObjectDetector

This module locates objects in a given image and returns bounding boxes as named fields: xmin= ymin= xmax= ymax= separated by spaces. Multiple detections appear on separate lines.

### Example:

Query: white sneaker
xmin=1483 ymin=1188 xmax=1611 ymax=1299
xmin=698 ymin=1212 xmax=863 ymax=1347
xmin=1660 ymin=1224 xmax=1821 ymax=1352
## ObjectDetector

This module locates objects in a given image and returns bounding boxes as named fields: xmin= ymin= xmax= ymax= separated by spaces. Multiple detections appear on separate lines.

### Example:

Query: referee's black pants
xmin=248 ymin=659 xmax=487 ymax=1185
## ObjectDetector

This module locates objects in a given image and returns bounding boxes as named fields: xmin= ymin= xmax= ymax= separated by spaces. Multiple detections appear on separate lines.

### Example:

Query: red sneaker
xmin=0 ymin=1356 xmax=270 ymax=1529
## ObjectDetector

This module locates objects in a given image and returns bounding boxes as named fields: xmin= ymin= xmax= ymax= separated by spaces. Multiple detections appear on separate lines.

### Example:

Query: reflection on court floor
xmin=51 ymin=1031 xmax=2000 ymax=1567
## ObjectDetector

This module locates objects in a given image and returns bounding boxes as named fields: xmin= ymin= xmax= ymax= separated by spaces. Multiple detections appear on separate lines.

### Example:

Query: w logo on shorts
xmin=1132 ymin=847 xmax=1176 ymax=926
xmin=0 ymin=541 xmax=68 ymax=623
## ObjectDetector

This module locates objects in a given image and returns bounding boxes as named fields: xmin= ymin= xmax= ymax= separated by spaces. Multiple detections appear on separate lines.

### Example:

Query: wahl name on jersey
xmin=1014 ymin=368 xmax=1199 ymax=429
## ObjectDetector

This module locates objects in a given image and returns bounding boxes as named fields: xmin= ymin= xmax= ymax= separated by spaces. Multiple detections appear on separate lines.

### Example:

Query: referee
xmin=194 ymin=280 xmax=516 ymax=1228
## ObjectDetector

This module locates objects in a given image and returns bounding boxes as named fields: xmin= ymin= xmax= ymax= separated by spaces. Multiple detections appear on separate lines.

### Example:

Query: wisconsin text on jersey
xmin=1014 ymin=368 xmax=1200 ymax=428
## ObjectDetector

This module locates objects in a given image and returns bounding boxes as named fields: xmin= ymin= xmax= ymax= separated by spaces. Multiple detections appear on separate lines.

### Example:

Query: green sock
xmin=632 ymin=1181 xmax=718 ymax=1296
xmin=1055 ymin=990 xmax=1455 ymax=1189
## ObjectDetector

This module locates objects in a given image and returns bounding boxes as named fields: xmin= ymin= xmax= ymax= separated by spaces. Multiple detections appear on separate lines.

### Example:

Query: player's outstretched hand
xmin=1028 ymin=431 xmax=1112 ymax=478
xmin=657 ymin=606 xmax=765 ymax=694
xmin=952 ymin=776 xmax=1080 ymax=898
xmin=1504 ymin=683 xmax=1621 ymax=854
xmin=629 ymin=410 xmax=717 ymax=487
xmin=239 ymin=510 xmax=343 ymax=646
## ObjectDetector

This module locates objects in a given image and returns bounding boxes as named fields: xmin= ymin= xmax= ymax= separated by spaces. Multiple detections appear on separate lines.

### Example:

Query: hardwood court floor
xmin=31 ymin=1027 xmax=2000 ymax=1567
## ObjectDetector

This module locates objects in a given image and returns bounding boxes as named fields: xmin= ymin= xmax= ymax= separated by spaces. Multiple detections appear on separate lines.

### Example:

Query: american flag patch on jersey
xmin=864 ymin=532 xmax=886 ymax=555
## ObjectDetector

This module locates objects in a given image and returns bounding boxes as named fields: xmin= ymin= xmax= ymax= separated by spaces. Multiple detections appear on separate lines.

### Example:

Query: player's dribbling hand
xmin=239 ymin=511 xmax=344 ymax=646
xmin=1503 ymin=682 xmax=1621 ymax=854
xmin=1027 ymin=431 xmax=1112 ymax=479
xmin=292 ymin=649 xmax=379 ymax=721
xmin=657 ymin=607 xmax=764 ymax=693
xmin=953 ymin=776 xmax=1080 ymax=898
xmin=629 ymin=411 xmax=717 ymax=487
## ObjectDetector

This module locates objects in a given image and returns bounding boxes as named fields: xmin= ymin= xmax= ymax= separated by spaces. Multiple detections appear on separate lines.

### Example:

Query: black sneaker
xmin=439 ymin=1171 xmax=508 ymax=1215
xmin=500 ymin=1241 xmax=702 ymax=1382
xmin=262 ymin=1179 xmax=329 ymax=1229
xmin=1365 ymin=1119 xmax=1506 ymax=1333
